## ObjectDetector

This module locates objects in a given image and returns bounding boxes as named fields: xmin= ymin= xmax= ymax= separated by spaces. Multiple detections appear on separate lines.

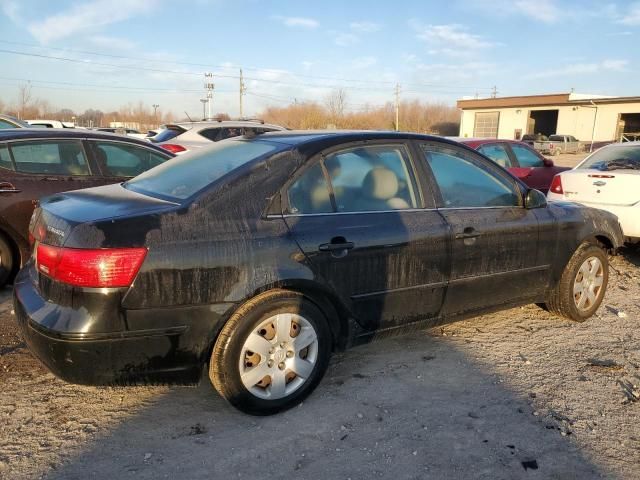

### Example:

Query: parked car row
xmin=9 ymin=129 xmax=624 ymax=415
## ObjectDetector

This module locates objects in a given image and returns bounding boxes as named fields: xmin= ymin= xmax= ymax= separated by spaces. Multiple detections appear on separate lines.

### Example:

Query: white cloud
xmin=352 ymin=56 xmax=377 ymax=69
xmin=513 ymin=0 xmax=560 ymax=23
xmin=411 ymin=21 xmax=496 ymax=54
xmin=0 ymin=0 xmax=21 ymax=23
xmin=334 ymin=33 xmax=359 ymax=47
xmin=349 ymin=21 xmax=380 ymax=33
xmin=272 ymin=15 xmax=319 ymax=28
xmin=531 ymin=59 xmax=629 ymax=78
xmin=618 ymin=2 xmax=640 ymax=25
xmin=27 ymin=0 xmax=157 ymax=44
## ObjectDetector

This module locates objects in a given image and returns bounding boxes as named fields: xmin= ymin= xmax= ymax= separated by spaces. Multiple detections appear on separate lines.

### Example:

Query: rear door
xmin=418 ymin=141 xmax=549 ymax=315
xmin=284 ymin=141 xmax=451 ymax=331
xmin=0 ymin=139 xmax=103 ymax=245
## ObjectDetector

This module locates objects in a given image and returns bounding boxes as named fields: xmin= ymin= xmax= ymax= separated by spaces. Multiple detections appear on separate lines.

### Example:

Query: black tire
xmin=0 ymin=235 xmax=14 ymax=288
xmin=209 ymin=289 xmax=332 ymax=415
xmin=544 ymin=243 xmax=608 ymax=322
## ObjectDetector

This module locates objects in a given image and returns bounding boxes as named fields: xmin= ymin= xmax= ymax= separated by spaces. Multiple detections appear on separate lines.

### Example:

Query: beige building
xmin=457 ymin=93 xmax=640 ymax=142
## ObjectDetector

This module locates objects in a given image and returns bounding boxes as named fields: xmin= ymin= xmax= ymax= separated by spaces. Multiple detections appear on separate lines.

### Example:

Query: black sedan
xmin=14 ymin=131 xmax=623 ymax=415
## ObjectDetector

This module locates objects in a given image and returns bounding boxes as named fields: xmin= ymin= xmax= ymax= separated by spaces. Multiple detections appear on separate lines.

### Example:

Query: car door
xmin=0 ymin=138 xmax=103 ymax=245
xmin=87 ymin=140 xmax=170 ymax=182
xmin=418 ymin=141 xmax=550 ymax=316
xmin=284 ymin=141 xmax=451 ymax=331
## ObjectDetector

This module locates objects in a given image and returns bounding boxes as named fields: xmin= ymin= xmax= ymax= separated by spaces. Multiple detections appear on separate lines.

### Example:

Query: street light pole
xmin=200 ymin=99 xmax=207 ymax=120
xmin=152 ymin=104 xmax=159 ymax=128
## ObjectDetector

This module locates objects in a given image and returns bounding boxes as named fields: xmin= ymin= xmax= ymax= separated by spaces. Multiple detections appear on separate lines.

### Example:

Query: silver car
xmin=149 ymin=120 xmax=286 ymax=154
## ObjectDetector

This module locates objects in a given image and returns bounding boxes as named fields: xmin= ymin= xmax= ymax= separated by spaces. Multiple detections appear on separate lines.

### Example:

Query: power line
xmin=0 ymin=44 xmax=494 ymax=94
xmin=0 ymin=39 xmax=494 ymax=91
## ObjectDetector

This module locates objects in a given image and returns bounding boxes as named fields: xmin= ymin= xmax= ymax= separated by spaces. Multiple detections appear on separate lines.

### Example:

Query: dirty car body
xmin=13 ymin=131 xmax=624 ymax=412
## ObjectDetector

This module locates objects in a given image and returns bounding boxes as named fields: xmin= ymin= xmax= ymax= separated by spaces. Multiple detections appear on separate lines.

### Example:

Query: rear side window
xmin=477 ymin=144 xmax=513 ymax=168
xmin=93 ymin=142 xmax=168 ymax=177
xmin=10 ymin=141 xmax=89 ymax=175
xmin=0 ymin=145 xmax=13 ymax=170
xmin=286 ymin=144 xmax=418 ymax=214
xmin=422 ymin=145 xmax=520 ymax=208
xmin=151 ymin=126 xmax=185 ymax=143
xmin=511 ymin=144 xmax=543 ymax=167
xmin=199 ymin=128 xmax=220 ymax=141
xmin=125 ymin=139 xmax=281 ymax=200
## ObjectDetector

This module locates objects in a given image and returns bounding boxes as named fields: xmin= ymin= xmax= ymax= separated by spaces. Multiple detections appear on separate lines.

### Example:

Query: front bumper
xmin=13 ymin=264 xmax=232 ymax=385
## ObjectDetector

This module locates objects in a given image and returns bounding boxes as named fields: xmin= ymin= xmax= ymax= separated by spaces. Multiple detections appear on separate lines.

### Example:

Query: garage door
xmin=473 ymin=112 xmax=500 ymax=138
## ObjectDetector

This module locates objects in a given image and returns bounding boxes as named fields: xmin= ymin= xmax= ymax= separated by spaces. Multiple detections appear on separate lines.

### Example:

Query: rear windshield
xmin=549 ymin=135 xmax=564 ymax=141
xmin=150 ymin=126 xmax=185 ymax=143
xmin=124 ymin=139 xmax=282 ymax=200
xmin=578 ymin=145 xmax=640 ymax=171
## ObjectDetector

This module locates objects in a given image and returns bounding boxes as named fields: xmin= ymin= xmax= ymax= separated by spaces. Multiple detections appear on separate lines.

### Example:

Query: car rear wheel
xmin=0 ymin=235 xmax=14 ymax=288
xmin=209 ymin=289 xmax=331 ymax=415
xmin=544 ymin=243 xmax=608 ymax=322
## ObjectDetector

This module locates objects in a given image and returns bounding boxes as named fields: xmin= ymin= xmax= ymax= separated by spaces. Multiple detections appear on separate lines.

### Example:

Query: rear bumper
xmin=13 ymin=264 xmax=233 ymax=385
xmin=547 ymin=195 xmax=640 ymax=239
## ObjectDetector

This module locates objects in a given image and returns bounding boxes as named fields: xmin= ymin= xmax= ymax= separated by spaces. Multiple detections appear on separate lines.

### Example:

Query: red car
xmin=457 ymin=138 xmax=569 ymax=193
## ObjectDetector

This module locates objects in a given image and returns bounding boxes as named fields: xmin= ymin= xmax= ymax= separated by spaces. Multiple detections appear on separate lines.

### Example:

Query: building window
xmin=473 ymin=112 xmax=500 ymax=138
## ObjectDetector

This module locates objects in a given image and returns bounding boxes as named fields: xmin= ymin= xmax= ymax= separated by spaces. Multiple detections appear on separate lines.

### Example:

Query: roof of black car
xmin=258 ymin=129 xmax=450 ymax=146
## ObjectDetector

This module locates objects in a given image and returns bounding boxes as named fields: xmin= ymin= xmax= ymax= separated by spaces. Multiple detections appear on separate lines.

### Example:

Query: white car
xmin=150 ymin=120 xmax=286 ymax=154
xmin=26 ymin=119 xmax=75 ymax=128
xmin=547 ymin=142 xmax=640 ymax=242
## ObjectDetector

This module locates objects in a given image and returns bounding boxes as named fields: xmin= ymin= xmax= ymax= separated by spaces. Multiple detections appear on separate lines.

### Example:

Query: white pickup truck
xmin=534 ymin=135 xmax=583 ymax=155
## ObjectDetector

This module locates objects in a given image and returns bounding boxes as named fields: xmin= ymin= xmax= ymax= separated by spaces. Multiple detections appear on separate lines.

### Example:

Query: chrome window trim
xmin=267 ymin=204 xmax=523 ymax=218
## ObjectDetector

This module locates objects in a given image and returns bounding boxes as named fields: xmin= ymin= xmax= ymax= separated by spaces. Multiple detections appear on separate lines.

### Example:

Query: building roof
xmin=457 ymin=93 xmax=640 ymax=110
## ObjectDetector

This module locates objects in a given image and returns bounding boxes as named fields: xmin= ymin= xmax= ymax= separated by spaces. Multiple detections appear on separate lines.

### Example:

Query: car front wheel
xmin=209 ymin=289 xmax=332 ymax=415
xmin=544 ymin=243 xmax=608 ymax=322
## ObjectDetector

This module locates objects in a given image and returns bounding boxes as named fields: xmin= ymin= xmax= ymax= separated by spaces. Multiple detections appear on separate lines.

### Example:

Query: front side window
xmin=199 ymin=128 xmax=221 ymax=141
xmin=10 ymin=140 xmax=89 ymax=175
xmin=422 ymin=145 xmax=520 ymax=208
xmin=477 ymin=144 xmax=513 ymax=168
xmin=511 ymin=144 xmax=543 ymax=167
xmin=0 ymin=119 xmax=17 ymax=129
xmin=220 ymin=127 xmax=242 ymax=140
xmin=93 ymin=142 xmax=167 ymax=177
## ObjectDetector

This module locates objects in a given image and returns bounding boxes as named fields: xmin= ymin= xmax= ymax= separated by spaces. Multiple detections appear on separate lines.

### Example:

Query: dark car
xmin=0 ymin=129 xmax=174 ymax=287
xmin=457 ymin=138 xmax=570 ymax=193
xmin=14 ymin=131 xmax=623 ymax=415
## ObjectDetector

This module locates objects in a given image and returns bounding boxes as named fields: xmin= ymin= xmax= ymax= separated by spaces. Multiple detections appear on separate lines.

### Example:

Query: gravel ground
xmin=0 ymin=246 xmax=639 ymax=480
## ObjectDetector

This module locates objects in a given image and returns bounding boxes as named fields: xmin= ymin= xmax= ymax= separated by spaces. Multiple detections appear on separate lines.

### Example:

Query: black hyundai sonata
xmin=14 ymin=131 xmax=623 ymax=414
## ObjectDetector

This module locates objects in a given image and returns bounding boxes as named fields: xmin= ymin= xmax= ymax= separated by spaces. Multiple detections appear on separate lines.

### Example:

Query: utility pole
xmin=200 ymin=99 xmax=208 ymax=120
xmin=152 ymin=104 xmax=159 ymax=127
xmin=491 ymin=85 xmax=498 ymax=98
xmin=204 ymin=72 xmax=214 ymax=120
xmin=394 ymin=83 xmax=401 ymax=132
xmin=239 ymin=68 xmax=247 ymax=118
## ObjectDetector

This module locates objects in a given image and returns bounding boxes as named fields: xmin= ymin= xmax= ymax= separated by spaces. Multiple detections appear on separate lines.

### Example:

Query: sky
xmin=0 ymin=0 xmax=637 ymax=118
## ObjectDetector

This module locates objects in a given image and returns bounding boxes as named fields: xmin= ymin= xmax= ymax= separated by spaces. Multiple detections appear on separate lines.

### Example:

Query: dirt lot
xmin=0 ymin=244 xmax=639 ymax=479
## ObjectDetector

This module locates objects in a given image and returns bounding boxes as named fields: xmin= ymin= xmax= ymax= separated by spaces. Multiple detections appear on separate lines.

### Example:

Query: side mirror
xmin=525 ymin=188 xmax=547 ymax=209
xmin=543 ymin=158 xmax=554 ymax=167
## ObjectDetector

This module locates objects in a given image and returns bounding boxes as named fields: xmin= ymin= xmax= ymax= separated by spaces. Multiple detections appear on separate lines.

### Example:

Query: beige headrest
xmin=362 ymin=168 xmax=399 ymax=200
xmin=310 ymin=184 xmax=331 ymax=210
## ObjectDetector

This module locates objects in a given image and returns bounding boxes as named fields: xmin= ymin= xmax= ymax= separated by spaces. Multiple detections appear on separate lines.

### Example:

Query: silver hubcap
xmin=239 ymin=313 xmax=318 ymax=400
xmin=573 ymin=256 xmax=604 ymax=312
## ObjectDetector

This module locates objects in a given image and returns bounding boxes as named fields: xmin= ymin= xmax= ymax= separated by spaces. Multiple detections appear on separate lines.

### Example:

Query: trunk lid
xmin=560 ymin=169 xmax=640 ymax=206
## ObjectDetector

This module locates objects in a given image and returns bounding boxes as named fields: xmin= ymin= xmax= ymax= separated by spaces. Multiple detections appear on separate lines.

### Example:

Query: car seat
xmin=358 ymin=167 xmax=410 ymax=211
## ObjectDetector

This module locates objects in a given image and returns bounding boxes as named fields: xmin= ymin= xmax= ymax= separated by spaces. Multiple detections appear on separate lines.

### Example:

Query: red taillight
xmin=160 ymin=143 xmax=187 ymax=154
xmin=550 ymin=175 xmax=563 ymax=194
xmin=36 ymin=244 xmax=147 ymax=288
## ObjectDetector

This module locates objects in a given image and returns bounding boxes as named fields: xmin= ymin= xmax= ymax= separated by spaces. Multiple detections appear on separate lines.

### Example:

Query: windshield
xmin=578 ymin=145 xmax=640 ymax=171
xmin=124 ymin=139 xmax=282 ymax=200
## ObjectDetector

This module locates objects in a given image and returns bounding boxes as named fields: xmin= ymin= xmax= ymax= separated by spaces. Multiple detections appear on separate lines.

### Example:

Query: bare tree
xmin=18 ymin=83 xmax=32 ymax=119
xmin=325 ymin=88 xmax=348 ymax=125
